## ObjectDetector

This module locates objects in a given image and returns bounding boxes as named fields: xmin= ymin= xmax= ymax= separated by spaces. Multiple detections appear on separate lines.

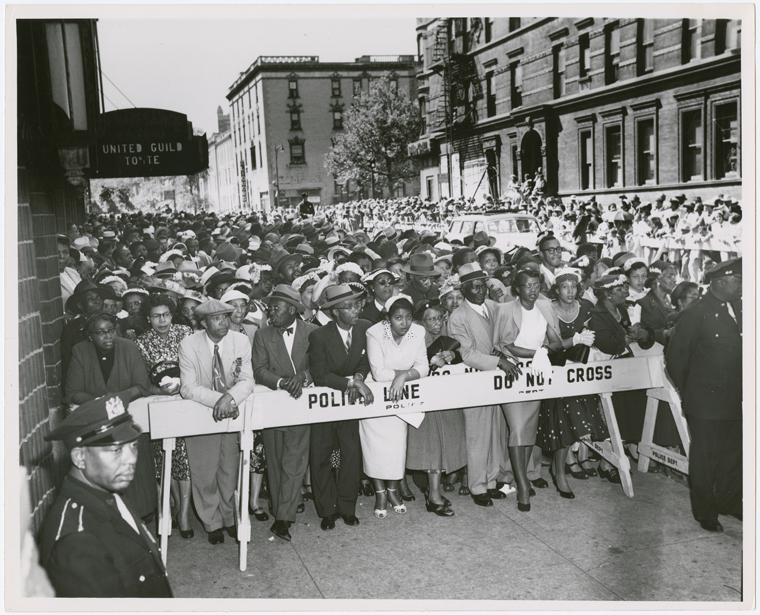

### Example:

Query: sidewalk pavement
xmin=164 ymin=468 xmax=743 ymax=603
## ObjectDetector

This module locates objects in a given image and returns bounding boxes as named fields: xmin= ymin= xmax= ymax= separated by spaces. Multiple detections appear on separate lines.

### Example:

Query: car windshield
xmin=488 ymin=218 xmax=540 ymax=234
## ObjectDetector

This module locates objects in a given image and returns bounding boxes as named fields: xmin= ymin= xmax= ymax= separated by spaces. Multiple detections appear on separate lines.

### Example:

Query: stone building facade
xmin=226 ymin=55 xmax=418 ymax=212
xmin=411 ymin=17 xmax=741 ymax=205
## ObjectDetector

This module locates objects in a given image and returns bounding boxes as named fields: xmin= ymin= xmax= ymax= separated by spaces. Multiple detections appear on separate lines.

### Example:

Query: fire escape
xmin=429 ymin=19 xmax=486 ymax=197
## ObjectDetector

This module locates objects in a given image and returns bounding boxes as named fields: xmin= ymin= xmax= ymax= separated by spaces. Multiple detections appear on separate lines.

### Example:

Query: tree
xmin=325 ymin=76 xmax=421 ymax=195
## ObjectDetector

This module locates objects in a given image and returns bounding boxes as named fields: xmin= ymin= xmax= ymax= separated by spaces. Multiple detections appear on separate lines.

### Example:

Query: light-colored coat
xmin=492 ymin=298 xmax=561 ymax=358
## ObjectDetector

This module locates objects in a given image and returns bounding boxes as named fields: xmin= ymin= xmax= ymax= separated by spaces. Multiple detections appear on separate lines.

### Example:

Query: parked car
xmin=445 ymin=211 xmax=542 ymax=251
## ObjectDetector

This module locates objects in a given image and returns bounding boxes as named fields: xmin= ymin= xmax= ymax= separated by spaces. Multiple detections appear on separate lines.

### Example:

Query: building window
xmin=580 ymin=130 xmax=593 ymax=190
xmin=511 ymin=143 xmax=519 ymax=178
xmin=681 ymin=109 xmax=703 ymax=181
xmin=259 ymin=143 xmax=262 ymax=168
xmin=288 ymin=79 xmax=299 ymax=98
xmin=331 ymin=78 xmax=341 ymax=97
xmin=255 ymin=85 xmax=259 ymax=104
xmin=248 ymin=90 xmax=252 ymax=108
xmin=579 ymin=33 xmax=591 ymax=91
xmin=509 ymin=18 xmax=521 ymax=32
xmin=486 ymin=72 xmax=496 ymax=117
xmin=605 ymin=25 xmax=620 ymax=85
xmin=419 ymin=97 xmax=427 ymax=133
xmin=484 ymin=18 xmax=493 ymax=43
xmin=353 ymin=78 xmax=362 ymax=96
xmin=605 ymin=125 xmax=622 ymax=188
xmin=256 ymin=113 xmax=260 ymax=133
xmin=682 ymin=19 xmax=701 ymax=64
xmin=426 ymin=176 xmax=434 ymax=199
xmin=510 ymin=62 xmax=522 ymax=109
xmin=242 ymin=121 xmax=246 ymax=142
xmin=251 ymin=144 xmax=257 ymax=170
xmin=553 ymin=46 xmax=566 ymax=98
xmin=715 ymin=101 xmax=739 ymax=179
xmin=636 ymin=118 xmax=656 ymax=185
xmin=290 ymin=110 xmax=301 ymax=130
xmin=716 ymin=19 xmax=741 ymax=54
xmin=333 ymin=110 xmax=343 ymax=129
xmin=638 ymin=19 xmax=654 ymax=75
xmin=290 ymin=141 xmax=305 ymax=165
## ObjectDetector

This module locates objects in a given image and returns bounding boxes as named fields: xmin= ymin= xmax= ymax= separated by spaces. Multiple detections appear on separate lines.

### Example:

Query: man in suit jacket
xmin=447 ymin=264 xmax=522 ymax=507
xmin=253 ymin=285 xmax=318 ymax=541
xmin=178 ymin=298 xmax=256 ymax=545
xmin=40 ymin=393 xmax=172 ymax=597
xmin=308 ymin=284 xmax=374 ymax=530
xmin=666 ymin=258 xmax=742 ymax=533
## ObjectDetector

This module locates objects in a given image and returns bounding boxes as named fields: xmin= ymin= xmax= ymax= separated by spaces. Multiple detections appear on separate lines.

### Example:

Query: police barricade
xmin=130 ymin=354 xmax=676 ymax=572
xmin=127 ymin=396 xmax=254 ymax=571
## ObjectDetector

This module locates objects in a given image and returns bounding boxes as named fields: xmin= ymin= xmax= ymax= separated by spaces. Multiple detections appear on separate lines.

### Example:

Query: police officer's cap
xmin=706 ymin=257 xmax=742 ymax=282
xmin=45 ymin=392 xmax=141 ymax=448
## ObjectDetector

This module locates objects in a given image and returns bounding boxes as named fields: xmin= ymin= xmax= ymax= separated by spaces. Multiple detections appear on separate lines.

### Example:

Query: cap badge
xmin=105 ymin=396 xmax=126 ymax=420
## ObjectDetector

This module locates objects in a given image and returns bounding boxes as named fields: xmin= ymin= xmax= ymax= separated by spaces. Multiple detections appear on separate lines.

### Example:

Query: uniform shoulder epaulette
xmin=52 ymin=497 xmax=89 ymax=543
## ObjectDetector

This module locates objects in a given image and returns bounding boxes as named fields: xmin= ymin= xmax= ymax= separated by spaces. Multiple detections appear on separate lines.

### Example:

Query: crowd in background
xmin=47 ymin=185 xmax=742 ymax=574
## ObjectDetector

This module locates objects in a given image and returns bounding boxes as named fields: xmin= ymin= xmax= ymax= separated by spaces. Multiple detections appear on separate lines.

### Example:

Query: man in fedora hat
xmin=270 ymin=250 xmax=303 ymax=286
xmin=40 ymin=393 xmax=173 ymax=597
xmin=448 ymin=263 xmax=523 ymax=508
xmin=308 ymin=284 xmax=374 ymax=531
xmin=178 ymin=298 xmax=256 ymax=545
xmin=401 ymin=252 xmax=444 ymax=306
xmin=666 ymin=258 xmax=742 ymax=533
xmin=253 ymin=285 xmax=319 ymax=541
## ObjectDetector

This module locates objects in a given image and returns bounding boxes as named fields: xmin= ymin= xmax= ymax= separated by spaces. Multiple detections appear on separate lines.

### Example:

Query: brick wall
xmin=18 ymin=164 xmax=75 ymax=536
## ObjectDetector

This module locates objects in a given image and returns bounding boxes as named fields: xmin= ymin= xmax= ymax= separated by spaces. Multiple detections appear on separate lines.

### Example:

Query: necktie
xmin=280 ymin=327 xmax=293 ymax=336
xmin=345 ymin=330 xmax=352 ymax=353
xmin=212 ymin=344 xmax=228 ymax=393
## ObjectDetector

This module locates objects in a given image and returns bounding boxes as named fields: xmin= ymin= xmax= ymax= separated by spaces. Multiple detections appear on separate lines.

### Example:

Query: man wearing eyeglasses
xmin=666 ymin=258 xmax=742 ymax=533
xmin=308 ymin=284 xmax=374 ymax=531
xmin=537 ymin=234 xmax=564 ymax=292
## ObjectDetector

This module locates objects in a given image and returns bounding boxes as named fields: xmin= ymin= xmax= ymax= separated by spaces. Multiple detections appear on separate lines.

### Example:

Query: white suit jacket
xmin=178 ymin=330 xmax=256 ymax=408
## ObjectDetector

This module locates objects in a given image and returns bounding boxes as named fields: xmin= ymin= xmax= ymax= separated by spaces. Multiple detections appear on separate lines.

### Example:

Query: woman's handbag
xmin=566 ymin=344 xmax=591 ymax=364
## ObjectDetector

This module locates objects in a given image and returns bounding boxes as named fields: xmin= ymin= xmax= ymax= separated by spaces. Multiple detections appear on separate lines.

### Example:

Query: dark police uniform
xmin=666 ymin=259 xmax=742 ymax=526
xmin=40 ymin=391 xmax=173 ymax=597
xmin=40 ymin=476 xmax=173 ymax=598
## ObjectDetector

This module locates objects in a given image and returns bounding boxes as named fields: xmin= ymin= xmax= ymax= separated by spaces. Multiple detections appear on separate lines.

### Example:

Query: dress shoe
xmin=486 ymin=488 xmax=507 ymax=500
xmin=471 ymin=493 xmax=493 ymax=507
xmin=425 ymin=496 xmax=454 ymax=517
xmin=296 ymin=502 xmax=305 ymax=514
xmin=530 ymin=477 xmax=549 ymax=489
xmin=338 ymin=513 xmax=360 ymax=526
xmin=207 ymin=529 xmax=224 ymax=545
xmin=549 ymin=468 xmax=575 ymax=499
xmin=517 ymin=501 xmax=531 ymax=512
xmin=224 ymin=525 xmax=237 ymax=540
xmin=320 ymin=514 xmax=338 ymax=531
xmin=179 ymin=528 xmax=194 ymax=539
xmin=360 ymin=483 xmax=375 ymax=497
xmin=249 ymin=506 xmax=269 ymax=521
xmin=565 ymin=463 xmax=589 ymax=480
xmin=699 ymin=519 xmax=724 ymax=533
xmin=529 ymin=488 xmax=536 ymax=497
xmin=270 ymin=520 xmax=292 ymax=541
xmin=598 ymin=467 xmax=622 ymax=484
xmin=399 ymin=489 xmax=416 ymax=502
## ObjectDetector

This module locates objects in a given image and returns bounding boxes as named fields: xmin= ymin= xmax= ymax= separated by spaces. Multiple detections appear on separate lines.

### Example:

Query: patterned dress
xmin=135 ymin=324 xmax=193 ymax=482
xmin=537 ymin=300 xmax=609 ymax=451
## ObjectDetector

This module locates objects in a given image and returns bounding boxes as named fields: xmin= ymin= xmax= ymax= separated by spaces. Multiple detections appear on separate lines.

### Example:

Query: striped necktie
xmin=345 ymin=330 xmax=352 ymax=353
xmin=212 ymin=344 xmax=228 ymax=393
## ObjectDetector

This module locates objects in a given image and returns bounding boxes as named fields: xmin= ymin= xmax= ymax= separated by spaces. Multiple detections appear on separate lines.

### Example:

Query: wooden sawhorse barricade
xmin=131 ymin=355 xmax=681 ymax=571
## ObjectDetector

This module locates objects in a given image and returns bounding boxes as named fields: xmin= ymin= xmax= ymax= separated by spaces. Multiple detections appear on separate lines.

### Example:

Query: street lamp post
xmin=273 ymin=144 xmax=284 ymax=208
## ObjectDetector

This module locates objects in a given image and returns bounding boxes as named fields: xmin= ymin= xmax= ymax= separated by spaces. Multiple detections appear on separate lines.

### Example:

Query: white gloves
xmin=531 ymin=346 xmax=552 ymax=380
xmin=573 ymin=329 xmax=595 ymax=346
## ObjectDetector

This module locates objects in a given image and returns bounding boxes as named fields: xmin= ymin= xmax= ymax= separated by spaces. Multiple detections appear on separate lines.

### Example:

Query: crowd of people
xmin=42 ymin=188 xmax=742 ymax=597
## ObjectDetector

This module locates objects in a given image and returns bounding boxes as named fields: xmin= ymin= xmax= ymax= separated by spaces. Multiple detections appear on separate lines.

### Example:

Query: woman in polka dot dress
xmin=537 ymin=269 xmax=610 ymax=498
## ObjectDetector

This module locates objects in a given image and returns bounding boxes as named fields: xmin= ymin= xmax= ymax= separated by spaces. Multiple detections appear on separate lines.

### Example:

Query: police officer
xmin=40 ymin=393 xmax=173 ymax=597
xmin=666 ymin=258 xmax=742 ymax=533
xmin=298 ymin=192 xmax=315 ymax=218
